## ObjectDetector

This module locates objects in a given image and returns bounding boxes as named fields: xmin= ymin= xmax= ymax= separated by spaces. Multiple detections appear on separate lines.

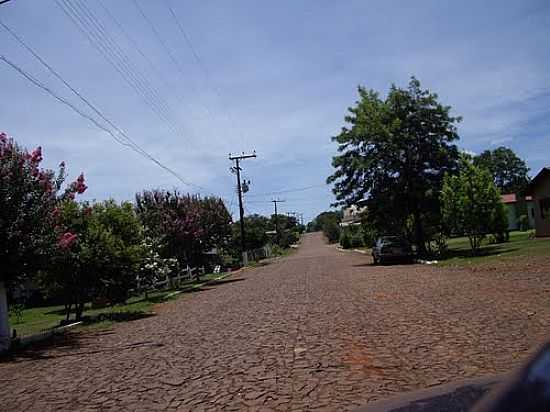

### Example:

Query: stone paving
xmin=1 ymin=233 xmax=549 ymax=411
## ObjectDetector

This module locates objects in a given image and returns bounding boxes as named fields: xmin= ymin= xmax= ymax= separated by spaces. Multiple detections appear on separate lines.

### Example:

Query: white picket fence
xmin=247 ymin=244 xmax=273 ymax=262
xmin=137 ymin=264 xmax=222 ymax=291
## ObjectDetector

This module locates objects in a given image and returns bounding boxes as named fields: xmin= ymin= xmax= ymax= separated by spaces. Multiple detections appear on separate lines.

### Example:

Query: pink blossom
xmin=69 ymin=173 xmax=87 ymax=194
xmin=30 ymin=146 xmax=42 ymax=164
xmin=58 ymin=232 xmax=78 ymax=250
xmin=0 ymin=132 xmax=6 ymax=142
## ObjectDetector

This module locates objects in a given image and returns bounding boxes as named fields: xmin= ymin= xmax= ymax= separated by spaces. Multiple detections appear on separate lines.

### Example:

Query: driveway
xmin=1 ymin=232 xmax=549 ymax=411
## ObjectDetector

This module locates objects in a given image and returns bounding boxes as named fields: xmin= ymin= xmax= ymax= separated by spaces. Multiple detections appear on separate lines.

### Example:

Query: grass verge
xmin=9 ymin=272 xmax=231 ymax=337
xmin=438 ymin=231 xmax=550 ymax=267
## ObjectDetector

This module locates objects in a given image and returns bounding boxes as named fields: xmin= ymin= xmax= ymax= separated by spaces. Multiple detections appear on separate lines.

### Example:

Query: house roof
xmin=500 ymin=193 xmax=533 ymax=203
xmin=526 ymin=167 xmax=550 ymax=195
xmin=501 ymin=193 xmax=517 ymax=204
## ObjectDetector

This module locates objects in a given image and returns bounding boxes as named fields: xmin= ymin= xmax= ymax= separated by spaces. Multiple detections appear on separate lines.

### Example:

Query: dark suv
xmin=372 ymin=236 xmax=414 ymax=265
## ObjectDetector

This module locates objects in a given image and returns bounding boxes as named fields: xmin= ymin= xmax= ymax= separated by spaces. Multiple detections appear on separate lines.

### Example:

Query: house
xmin=526 ymin=167 xmax=550 ymax=237
xmin=500 ymin=193 xmax=534 ymax=231
xmin=340 ymin=199 xmax=368 ymax=227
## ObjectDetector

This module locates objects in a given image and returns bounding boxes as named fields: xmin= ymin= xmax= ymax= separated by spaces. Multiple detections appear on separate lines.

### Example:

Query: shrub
xmin=350 ymin=234 xmax=364 ymax=248
xmin=519 ymin=214 xmax=530 ymax=231
xmin=323 ymin=221 xmax=341 ymax=243
xmin=340 ymin=232 xmax=351 ymax=249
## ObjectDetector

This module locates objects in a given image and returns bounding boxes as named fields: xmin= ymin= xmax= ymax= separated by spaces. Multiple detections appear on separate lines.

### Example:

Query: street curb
xmin=353 ymin=374 xmax=505 ymax=412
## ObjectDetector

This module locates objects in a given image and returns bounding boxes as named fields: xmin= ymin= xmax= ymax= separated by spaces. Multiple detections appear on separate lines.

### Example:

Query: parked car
xmin=372 ymin=236 xmax=414 ymax=264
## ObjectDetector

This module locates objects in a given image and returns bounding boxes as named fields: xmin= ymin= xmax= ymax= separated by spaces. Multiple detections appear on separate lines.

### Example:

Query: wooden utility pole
xmin=229 ymin=151 xmax=256 ymax=265
xmin=271 ymin=199 xmax=285 ymax=245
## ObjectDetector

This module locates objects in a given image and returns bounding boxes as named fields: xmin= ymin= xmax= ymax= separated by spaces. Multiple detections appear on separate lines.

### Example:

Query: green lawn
xmin=9 ymin=272 xmax=230 ymax=338
xmin=438 ymin=230 xmax=550 ymax=267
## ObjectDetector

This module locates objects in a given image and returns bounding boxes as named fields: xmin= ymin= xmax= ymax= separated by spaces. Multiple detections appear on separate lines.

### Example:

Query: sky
xmin=1 ymin=0 xmax=549 ymax=222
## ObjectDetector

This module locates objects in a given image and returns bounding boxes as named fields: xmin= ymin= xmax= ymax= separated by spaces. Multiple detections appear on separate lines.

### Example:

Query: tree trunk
xmin=413 ymin=209 xmax=427 ymax=257
xmin=75 ymin=302 xmax=85 ymax=321
xmin=0 ymin=281 xmax=11 ymax=352
xmin=65 ymin=302 xmax=72 ymax=322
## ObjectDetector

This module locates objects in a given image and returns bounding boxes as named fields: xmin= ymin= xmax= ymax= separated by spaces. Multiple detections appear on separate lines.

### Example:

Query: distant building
xmin=500 ymin=193 xmax=534 ymax=231
xmin=340 ymin=199 xmax=368 ymax=227
xmin=526 ymin=167 xmax=550 ymax=237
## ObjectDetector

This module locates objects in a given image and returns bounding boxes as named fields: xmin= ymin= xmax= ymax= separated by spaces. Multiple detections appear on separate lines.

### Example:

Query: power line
xmin=0 ymin=17 xmax=127 ymax=148
xmin=96 ymin=0 xmax=191 ymax=113
xmin=55 ymin=0 xmax=186 ymax=140
xmin=245 ymin=184 xmax=328 ymax=197
xmin=131 ymin=0 xmax=220 ymax=130
xmin=164 ymin=0 xmax=248 ymax=148
xmin=69 ymin=0 xmax=186 ymax=138
xmin=0 ymin=54 xmax=203 ymax=190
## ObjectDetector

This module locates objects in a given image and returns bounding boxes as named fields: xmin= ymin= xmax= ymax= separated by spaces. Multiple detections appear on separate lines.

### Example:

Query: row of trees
xmin=1 ymin=130 xmax=304 ymax=350
xmin=326 ymin=78 xmax=530 ymax=256
xmin=1 ymin=132 xmax=291 ymax=350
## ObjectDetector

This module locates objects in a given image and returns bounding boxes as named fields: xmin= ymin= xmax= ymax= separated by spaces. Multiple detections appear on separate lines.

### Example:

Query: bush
xmin=519 ymin=214 xmax=530 ymax=231
xmin=340 ymin=232 xmax=351 ymax=249
xmin=350 ymin=234 xmax=364 ymax=248
xmin=272 ymin=244 xmax=284 ymax=256
xmin=323 ymin=221 xmax=341 ymax=243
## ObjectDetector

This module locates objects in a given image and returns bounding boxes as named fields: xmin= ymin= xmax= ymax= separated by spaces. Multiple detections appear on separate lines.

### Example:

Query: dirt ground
xmin=1 ymin=232 xmax=549 ymax=411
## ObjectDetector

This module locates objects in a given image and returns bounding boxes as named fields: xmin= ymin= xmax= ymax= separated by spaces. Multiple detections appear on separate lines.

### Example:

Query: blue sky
xmin=1 ymin=0 xmax=549 ymax=222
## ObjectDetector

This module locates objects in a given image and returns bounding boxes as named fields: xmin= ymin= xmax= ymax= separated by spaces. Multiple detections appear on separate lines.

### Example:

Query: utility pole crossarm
xmin=229 ymin=151 xmax=256 ymax=161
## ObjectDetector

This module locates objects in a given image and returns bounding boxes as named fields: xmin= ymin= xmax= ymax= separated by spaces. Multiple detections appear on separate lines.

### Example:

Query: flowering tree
xmin=0 ymin=132 xmax=85 ymax=350
xmin=135 ymin=190 xmax=232 ymax=272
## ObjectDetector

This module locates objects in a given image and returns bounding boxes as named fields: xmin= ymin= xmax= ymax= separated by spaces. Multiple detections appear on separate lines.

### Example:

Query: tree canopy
xmin=327 ymin=77 xmax=461 ymax=254
xmin=0 ymin=133 xmax=86 ymax=284
xmin=135 ymin=190 xmax=232 ymax=268
xmin=473 ymin=146 xmax=530 ymax=194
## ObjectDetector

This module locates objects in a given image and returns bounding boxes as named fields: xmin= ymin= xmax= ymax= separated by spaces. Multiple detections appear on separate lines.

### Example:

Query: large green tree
xmin=473 ymin=146 xmax=530 ymax=194
xmin=327 ymin=78 xmax=461 ymax=255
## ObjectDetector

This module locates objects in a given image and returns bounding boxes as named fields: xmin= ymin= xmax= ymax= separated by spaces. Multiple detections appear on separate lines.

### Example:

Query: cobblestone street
xmin=1 ymin=233 xmax=549 ymax=411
